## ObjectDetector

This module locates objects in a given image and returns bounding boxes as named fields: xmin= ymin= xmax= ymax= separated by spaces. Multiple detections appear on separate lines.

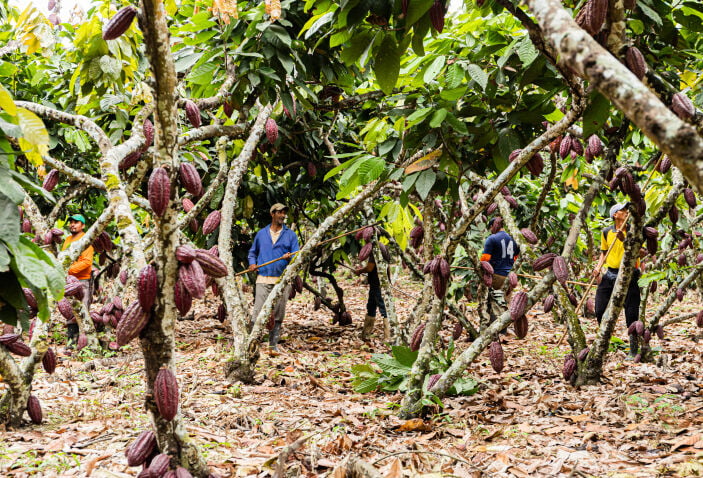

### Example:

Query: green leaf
xmin=429 ymin=108 xmax=447 ymax=128
xmin=16 ymin=108 xmax=48 ymax=147
xmin=0 ymin=243 xmax=9 ymax=272
xmin=467 ymin=64 xmax=488 ymax=91
xmin=175 ymin=52 xmax=204 ymax=73
xmin=351 ymin=363 xmax=378 ymax=377
xmin=372 ymin=353 xmax=411 ymax=376
xmin=340 ymin=31 xmax=373 ymax=65
xmin=517 ymin=38 xmax=538 ymax=67
xmin=374 ymin=35 xmax=401 ymax=95
xmin=406 ymin=0 xmax=434 ymax=26
xmin=444 ymin=112 xmax=467 ymax=134
xmin=353 ymin=376 xmax=379 ymax=393
xmin=391 ymin=346 xmax=418 ymax=367
xmin=99 ymin=55 xmax=122 ymax=78
xmin=423 ymin=55 xmax=446 ymax=83
xmin=445 ymin=63 xmax=464 ymax=89
xmin=0 ymin=83 xmax=16 ymax=116
xmin=582 ymin=92 xmax=611 ymax=139
xmin=415 ymin=169 xmax=436 ymax=200
xmin=0 ymin=163 xmax=26 ymax=204
xmin=0 ymin=192 xmax=20 ymax=247
xmin=638 ymin=3 xmax=662 ymax=26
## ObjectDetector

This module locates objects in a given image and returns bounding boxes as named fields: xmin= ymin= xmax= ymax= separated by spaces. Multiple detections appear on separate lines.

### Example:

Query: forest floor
xmin=1 ymin=273 xmax=703 ymax=477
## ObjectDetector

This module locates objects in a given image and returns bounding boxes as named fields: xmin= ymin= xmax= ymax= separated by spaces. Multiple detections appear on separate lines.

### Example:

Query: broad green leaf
xmin=429 ymin=108 xmax=447 ymax=127
xmin=16 ymin=108 xmax=48 ymax=147
xmin=374 ymin=35 xmax=401 ymax=95
xmin=99 ymin=55 xmax=122 ymax=78
xmin=0 ymin=243 xmax=8 ymax=272
xmin=372 ymin=354 xmax=411 ymax=376
xmin=415 ymin=169 xmax=436 ymax=200
xmin=638 ymin=3 xmax=662 ymax=26
xmin=0 ymin=84 xmax=16 ymax=116
xmin=582 ymin=92 xmax=611 ymax=139
xmin=467 ymin=64 xmax=488 ymax=91
xmin=445 ymin=63 xmax=464 ymax=89
xmin=175 ymin=52 xmax=204 ymax=73
xmin=517 ymin=38 xmax=538 ymax=67
xmin=0 ymin=192 xmax=20 ymax=247
xmin=353 ymin=376 xmax=379 ymax=393
xmin=406 ymin=0 xmax=434 ymax=26
xmin=423 ymin=55 xmax=446 ymax=83
xmin=391 ymin=346 xmax=418 ymax=367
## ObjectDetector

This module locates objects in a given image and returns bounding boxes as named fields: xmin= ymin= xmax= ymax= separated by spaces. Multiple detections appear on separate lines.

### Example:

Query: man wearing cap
xmin=592 ymin=203 xmax=641 ymax=358
xmin=61 ymin=214 xmax=94 ymax=344
xmin=480 ymin=217 xmax=519 ymax=324
xmin=247 ymin=204 xmax=300 ymax=350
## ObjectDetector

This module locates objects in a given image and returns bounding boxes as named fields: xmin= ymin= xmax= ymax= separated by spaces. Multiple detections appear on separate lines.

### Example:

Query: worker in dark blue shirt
xmin=248 ymin=203 xmax=299 ymax=350
xmin=481 ymin=217 xmax=519 ymax=322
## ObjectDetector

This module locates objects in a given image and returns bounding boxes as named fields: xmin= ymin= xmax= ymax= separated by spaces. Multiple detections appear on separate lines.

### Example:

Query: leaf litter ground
xmin=1 ymin=274 xmax=703 ymax=477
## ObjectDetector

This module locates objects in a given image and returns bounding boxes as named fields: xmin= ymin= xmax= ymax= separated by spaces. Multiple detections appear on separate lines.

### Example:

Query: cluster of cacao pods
xmin=92 ymin=231 xmax=114 ymax=254
xmin=610 ymin=167 xmax=647 ymax=216
xmin=532 ymin=253 xmax=557 ymax=272
xmin=174 ymin=246 xmax=227 ymax=316
xmin=584 ymin=135 xmax=604 ymax=163
xmin=41 ymin=227 xmax=65 ymax=246
xmin=424 ymin=255 xmax=450 ymax=298
xmin=92 ymin=296 xmax=124 ymax=328
xmin=65 ymin=276 xmax=85 ymax=301
xmin=0 ymin=333 xmax=31 ymax=356
xmin=355 ymin=225 xmax=375 ymax=241
xmin=509 ymin=148 xmax=543 ymax=177
xmin=288 ymin=276 xmax=304 ymax=300
xmin=332 ymin=309 xmax=352 ymax=326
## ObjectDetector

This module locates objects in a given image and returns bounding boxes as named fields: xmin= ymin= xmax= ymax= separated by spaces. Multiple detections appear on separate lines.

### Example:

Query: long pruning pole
xmin=234 ymin=223 xmax=380 ymax=277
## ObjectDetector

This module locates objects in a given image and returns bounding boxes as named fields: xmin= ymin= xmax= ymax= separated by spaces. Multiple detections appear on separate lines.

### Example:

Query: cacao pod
xmin=671 ymin=92 xmax=695 ymax=120
xmin=695 ymin=310 xmax=703 ymax=327
xmin=437 ymin=256 xmax=450 ymax=279
xmin=482 ymin=270 xmax=493 ymax=288
xmin=429 ymin=0 xmax=445 ymax=32
xmin=410 ymin=323 xmax=426 ymax=351
xmin=566 ymin=292 xmax=578 ymax=307
xmin=480 ymin=260 xmax=494 ymax=276
xmin=643 ymin=226 xmax=658 ymax=239
xmin=676 ymin=288 xmax=684 ymax=301
xmin=509 ymin=291 xmax=528 ymax=321
xmin=0 ymin=333 xmax=19 ymax=345
xmin=587 ymin=0 xmax=607 ymax=34
xmin=658 ymin=155 xmax=672 ymax=174
xmin=432 ymin=272 xmax=447 ymax=298
xmin=175 ymin=468 xmax=193 ymax=478
xmin=293 ymin=275 xmax=303 ymax=294
xmin=189 ymin=218 xmax=199 ymax=233
xmin=182 ymin=198 xmax=195 ymax=212
xmin=488 ymin=341 xmax=504 ymax=373
xmin=486 ymin=203 xmax=498 ymax=215
xmin=697 ymin=253 xmax=703 ymax=264
xmin=508 ymin=149 xmax=521 ymax=162
xmin=452 ymin=322 xmax=462 ymax=340
xmin=6 ymin=340 xmax=31 ymax=356
xmin=552 ymin=256 xmax=569 ymax=287
xmin=21 ymin=218 xmax=32 ymax=233
xmin=202 ymin=210 xmax=222 ymax=235
xmin=154 ymin=368 xmax=179 ymax=421
xmin=42 ymin=347 xmax=57 ymax=374
xmin=223 ymin=99 xmax=234 ymax=118
xmin=57 ymin=298 xmax=74 ymax=321
xmin=27 ymin=395 xmax=42 ymax=424
xmin=76 ymin=333 xmax=88 ymax=350
xmin=379 ymin=243 xmax=391 ymax=262
xmin=138 ymin=265 xmax=158 ymax=310
xmin=119 ymin=151 xmax=141 ymax=171
xmin=126 ymin=430 xmax=157 ymax=467
xmin=313 ymin=296 xmax=321 ymax=310
xmin=678 ymin=254 xmax=687 ymax=267
xmin=508 ymin=272 xmax=518 ymax=290
xmin=174 ymin=281 xmax=192 ymax=317
xmin=427 ymin=374 xmax=442 ymax=391
xmin=559 ymin=135 xmax=572 ymax=159
xmin=185 ymin=100 xmax=201 ymax=128
xmin=585 ymin=297 xmax=595 ymax=317
xmin=525 ymin=153 xmax=544 ymax=177
xmin=563 ymin=354 xmax=576 ymax=380
xmin=532 ymin=253 xmax=557 ymax=272
xmin=103 ymin=6 xmax=137 ymax=40
xmin=634 ymin=320 xmax=645 ymax=336
xmin=116 ymin=301 xmax=150 ymax=346
xmin=646 ymin=237 xmax=657 ymax=255
xmin=148 ymin=168 xmax=170 ymax=217
xmin=142 ymin=118 xmax=154 ymax=150
xmin=42 ymin=169 xmax=59 ymax=191
xmin=179 ymin=261 xmax=206 ymax=299
xmin=179 ymin=163 xmax=203 ymax=197
xmin=358 ymin=243 xmax=373 ymax=262
xmin=176 ymin=245 xmax=196 ymax=263
xmin=147 ymin=454 xmax=171 ymax=477
xmin=217 ymin=303 xmax=226 ymax=322
xmin=194 ymin=249 xmax=227 ymax=278
xmin=656 ymin=324 xmax=664 ymax=339
xmin=625 ymin=46 xmax=647 ymax=80
xmin=577 ymin=347 xmax=590 ymax=362
xmin=587 ymin=135 xmax=603 ymax=157
xmin=362 ymin=226 xmax=375 ymax=241
xmin=409 ymin=225 xmax=424 ymax=249
xmin=65 ymin=280 xmax=85 ymax=299
xmin=514 ymin=314 xmax=528 ymax=339
xmin=504 ymin=195 xmax=518 ymax=208
xmin=649 ymin=281 xmax=657 ymax=294
xmin=520 ymin=228 xmax=538 ymax=244
xmin=23 ymin=288 xmax=38 ymax=310
xmin=306 ymin=162 xmax=317 ymax=177
xmin=643 ymin=329 xmax=651 ymax=344
xmin=265 ymin=118 xmax=278 ymax=143
xmin=683 ymin=188 xmax=696 ymax=209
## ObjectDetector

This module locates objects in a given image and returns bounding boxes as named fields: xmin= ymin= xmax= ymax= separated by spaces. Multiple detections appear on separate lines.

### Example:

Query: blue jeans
xmin=366 ymin=287 xmax=387 ymax=318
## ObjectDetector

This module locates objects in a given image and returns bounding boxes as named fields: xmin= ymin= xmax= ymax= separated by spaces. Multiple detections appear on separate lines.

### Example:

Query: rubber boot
xmin=361 ymin=315 xmax=375 ymax=340
xmin=269 ymin=320 xmax=282 ymax=351
xmin=627 ymin=333 xmax=639 ymax=359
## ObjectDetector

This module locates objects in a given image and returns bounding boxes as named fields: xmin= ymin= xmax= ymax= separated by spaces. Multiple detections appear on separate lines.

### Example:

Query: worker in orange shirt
xmin=61 ymin=214 xmax=94 ymax=344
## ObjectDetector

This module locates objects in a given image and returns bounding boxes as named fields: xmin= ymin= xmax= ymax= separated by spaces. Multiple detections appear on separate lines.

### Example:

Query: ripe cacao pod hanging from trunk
xmin=488 ymin=341 xmax=504 ymax=373
xmin=154 ymin=368 xmax=179 ymax=421
xmin=148 ymin=167 xmax=170 ymax=217
xmin=125 ymin=430 xmax=157 ymax=467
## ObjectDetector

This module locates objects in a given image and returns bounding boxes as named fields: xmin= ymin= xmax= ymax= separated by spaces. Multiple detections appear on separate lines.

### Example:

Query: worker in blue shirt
xmin=247 ymin=203 xmax=299 ymax=350
xmin=481 ymin=217 xmax=520 ymax=323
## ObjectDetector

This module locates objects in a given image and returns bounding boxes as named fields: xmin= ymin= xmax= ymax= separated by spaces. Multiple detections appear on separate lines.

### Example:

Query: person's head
xmin=67 ymin=214 xmax=86 ymax=234
xmin=609 ymin=203 xmax=627 ymax=222
xmin=487 ymin=217 xmax=502 ymax=232
xmin=269 ymin=203 xmax=289 ymax=226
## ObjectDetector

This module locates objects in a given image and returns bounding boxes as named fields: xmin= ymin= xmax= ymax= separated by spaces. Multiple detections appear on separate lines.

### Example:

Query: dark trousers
xmin=366 ymin=287 xmax=387 ymax=318
xmin=595 ymin=269 xmax=641 ymax=327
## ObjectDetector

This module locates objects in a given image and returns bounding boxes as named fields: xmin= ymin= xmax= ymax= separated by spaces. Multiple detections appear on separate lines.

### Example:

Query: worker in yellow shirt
xmin=591 ymin=204 xmax=641 ymax=358
xmin=61 ymin=214 xmax=94 ymax=344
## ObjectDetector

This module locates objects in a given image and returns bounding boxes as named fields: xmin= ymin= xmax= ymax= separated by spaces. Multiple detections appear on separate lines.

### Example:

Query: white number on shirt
xmin=500 ymin=239 xmax=514 ymax=259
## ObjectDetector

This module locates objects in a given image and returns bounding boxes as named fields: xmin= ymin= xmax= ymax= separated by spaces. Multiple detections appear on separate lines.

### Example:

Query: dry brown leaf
xmin=397 ymin=418 xmax=432 ymax=432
